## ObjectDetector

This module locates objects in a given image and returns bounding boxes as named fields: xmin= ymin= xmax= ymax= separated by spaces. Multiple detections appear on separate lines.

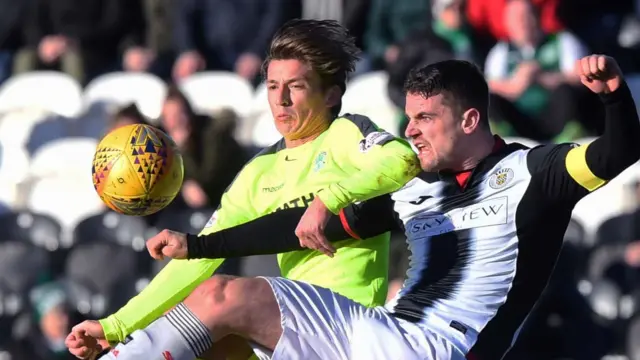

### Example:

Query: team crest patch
xmin=489 ymin=168 xmax=514 ymax=189
xmin=313 ymin=151 xmax=327 ymax=172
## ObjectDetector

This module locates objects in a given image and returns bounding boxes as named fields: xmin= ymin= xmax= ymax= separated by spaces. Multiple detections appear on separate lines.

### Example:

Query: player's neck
xmin=456 ymin=131 xmax=497 ymax=171
xmin=284 ymin=119 xmax=331 ymax=148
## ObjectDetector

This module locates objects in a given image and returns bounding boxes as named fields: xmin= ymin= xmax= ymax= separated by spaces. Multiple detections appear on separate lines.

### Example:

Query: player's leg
xmin=99 ymin=274 xmax=280 ymax=360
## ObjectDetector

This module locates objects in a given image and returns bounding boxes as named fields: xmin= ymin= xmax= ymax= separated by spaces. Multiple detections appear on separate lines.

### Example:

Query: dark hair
xmin=111 ymin=103 xmax=147 ymax=126
xmin=404 ymin=60 xmax=489 ymax=126
xmin=262 ymin=19 xmax=361 ymax=117
xmin=164 ymin=84 xmax=196 ymax=118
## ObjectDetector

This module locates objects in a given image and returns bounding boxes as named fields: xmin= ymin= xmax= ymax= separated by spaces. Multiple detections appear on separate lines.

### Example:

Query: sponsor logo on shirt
xmin=359 ymin=131 xmax=394 ymax=153
xmin=488 ymin=168 xmax=514 ymax=189
xmin=163 ymin=351 xmax=174 ymax=360
xmin=274 ymin=192 xmax=316 ymax=212
xmin=262 ymin=183 xmax=285 ymax=193
xmin=408 ymin=197 xmax=508 ymax=237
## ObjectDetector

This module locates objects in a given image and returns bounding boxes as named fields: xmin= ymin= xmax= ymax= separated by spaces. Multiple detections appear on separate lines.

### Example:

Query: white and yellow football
xmin=92 ymin=124 xmax=184 ymax=216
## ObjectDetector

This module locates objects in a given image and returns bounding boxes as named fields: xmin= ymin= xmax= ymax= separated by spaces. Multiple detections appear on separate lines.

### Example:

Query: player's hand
xmin=66 ymin=320 xmax=106 ymax=359
xmin=295 ymin=197 xmax=336 ymax=257
xmin=575 ymin=55 xmax=623 ymax=94
xmin=147 ymin=229 xmax=189 ymax=260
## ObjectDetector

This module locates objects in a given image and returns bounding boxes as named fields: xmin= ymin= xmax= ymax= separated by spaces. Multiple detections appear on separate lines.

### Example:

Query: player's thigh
xmin=185 ymin=275 xmax=283 ymax=351
xmin=350 ymin=316 xmax=463 ymax=360
xmin=251 ymin=277 xmax=368 ymax=360
xmin=200 ymin=335 xmax=253 ymax=360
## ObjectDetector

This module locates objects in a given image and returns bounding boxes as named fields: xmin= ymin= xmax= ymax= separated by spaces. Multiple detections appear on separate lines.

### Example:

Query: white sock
xmin=98 ymin=303 xmax=213 ymax=360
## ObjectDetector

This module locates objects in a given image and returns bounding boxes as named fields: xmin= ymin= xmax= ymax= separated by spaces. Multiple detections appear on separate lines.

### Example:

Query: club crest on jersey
xmin=488 ymin=168 xmax=514 ymax=189
xmin=313 ymin=151 xmax=327 ymax=172
xmin=359 ymin=131 xmax=394 ymax=153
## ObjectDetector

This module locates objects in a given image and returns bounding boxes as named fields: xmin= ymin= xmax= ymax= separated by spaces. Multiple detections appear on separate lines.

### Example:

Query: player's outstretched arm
xmin=527 ymin=55 xmax=640 ymax=200
xmin=147 ymin=194 xmax=399 ymax=260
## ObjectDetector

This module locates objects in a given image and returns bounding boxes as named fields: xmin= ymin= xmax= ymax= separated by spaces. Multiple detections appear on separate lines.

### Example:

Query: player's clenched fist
xmin=575 ymin=55 xmax=623 ymax=94
xmin=65 ymin=320 xmax=106 ymax=359
xmin=147 ymin=229 xmax=189 ymax=260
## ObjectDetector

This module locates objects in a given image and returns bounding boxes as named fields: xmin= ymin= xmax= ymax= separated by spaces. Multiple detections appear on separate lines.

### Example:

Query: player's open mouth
xmin=414 ymin=143 xmax=429 ymax=154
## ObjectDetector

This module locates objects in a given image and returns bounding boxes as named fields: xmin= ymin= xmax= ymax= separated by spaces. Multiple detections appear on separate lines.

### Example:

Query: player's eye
xmin=290 ymin=84 xmax=304 ymax=89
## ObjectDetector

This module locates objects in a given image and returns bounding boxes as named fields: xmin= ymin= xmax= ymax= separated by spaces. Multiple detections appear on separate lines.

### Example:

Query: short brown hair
xmin=262 ymin=19 xmax=361 ymax=117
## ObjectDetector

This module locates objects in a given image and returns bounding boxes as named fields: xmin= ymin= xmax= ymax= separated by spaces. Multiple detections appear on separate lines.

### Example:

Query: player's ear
xmin=461 ymin=108 xmax=481 ymax=135
xmin=324 ymin=85 xmax=341 ymax=108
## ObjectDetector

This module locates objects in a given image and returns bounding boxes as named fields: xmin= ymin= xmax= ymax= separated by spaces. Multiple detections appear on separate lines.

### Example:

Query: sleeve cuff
xmin=99 ymin=316 xmax=123 ymax=344
xmin=317 ymin=188 xmax=345 ymax=215
xmin=599 ymin=81 xmax=631 ymax=105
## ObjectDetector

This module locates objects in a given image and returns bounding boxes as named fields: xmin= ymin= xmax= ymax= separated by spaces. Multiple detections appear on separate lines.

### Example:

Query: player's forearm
xmin=99 ymin=258 xmax=221 ymax=343
xmin=318 ymin=141 xmax=420 ymax=214
xmin=186 ymin=195 xmax=398 ymax=259
xmin=584 ymin=81 xmax=640 ymax=180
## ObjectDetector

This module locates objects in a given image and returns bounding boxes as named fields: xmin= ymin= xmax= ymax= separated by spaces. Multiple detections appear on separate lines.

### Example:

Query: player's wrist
xmin=98 ymin=316 xmax=121 ymax=344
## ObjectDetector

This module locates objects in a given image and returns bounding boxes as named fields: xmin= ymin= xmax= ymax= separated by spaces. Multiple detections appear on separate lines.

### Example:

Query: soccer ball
xmin=92 ymin=124 xmax=184 ymax=216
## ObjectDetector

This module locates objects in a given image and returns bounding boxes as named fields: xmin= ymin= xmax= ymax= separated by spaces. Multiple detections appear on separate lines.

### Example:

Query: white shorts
xmin=250 ymin=277 xmax=466 ymax=360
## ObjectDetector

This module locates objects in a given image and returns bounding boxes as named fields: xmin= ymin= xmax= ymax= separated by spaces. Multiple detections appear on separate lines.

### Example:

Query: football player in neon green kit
xmin=67 ymin=19 xmax=420 ymax=359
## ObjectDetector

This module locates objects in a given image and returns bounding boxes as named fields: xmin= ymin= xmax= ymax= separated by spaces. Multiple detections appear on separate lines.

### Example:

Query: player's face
xmin=404 ymin=93 xmax=462 ymax=172
xmin=266 ymin=59 xmax=336 ymax=140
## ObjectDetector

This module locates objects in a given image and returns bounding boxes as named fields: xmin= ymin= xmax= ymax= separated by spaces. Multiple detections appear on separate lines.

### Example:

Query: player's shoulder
xmin=227 ymin=140 xmax=285 ymax=187
xmin=525 ymin=142 xmax=579 ymax=173
xmin=331 ymin=113 xmax=397 ymax=148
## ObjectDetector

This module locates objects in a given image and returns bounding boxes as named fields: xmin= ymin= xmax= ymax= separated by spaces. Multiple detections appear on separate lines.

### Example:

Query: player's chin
xmin=417 ymin=153 xmax=438 ymax=172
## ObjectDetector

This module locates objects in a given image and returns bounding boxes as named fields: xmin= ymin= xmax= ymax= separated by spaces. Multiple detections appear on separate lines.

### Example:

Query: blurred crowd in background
xmin=1 ymin=0 xmax=640 ymax=359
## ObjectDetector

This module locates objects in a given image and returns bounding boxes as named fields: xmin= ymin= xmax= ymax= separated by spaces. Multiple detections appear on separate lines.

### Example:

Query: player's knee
xmin=190 ymin=275 xmax=236 ymax=307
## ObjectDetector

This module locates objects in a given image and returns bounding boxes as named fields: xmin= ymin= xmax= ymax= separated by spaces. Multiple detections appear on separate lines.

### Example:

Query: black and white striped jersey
xmin=187 ymin=82 xmax=640 ymax=360
xmin=384 ymin=140 xmax=578 ymax=358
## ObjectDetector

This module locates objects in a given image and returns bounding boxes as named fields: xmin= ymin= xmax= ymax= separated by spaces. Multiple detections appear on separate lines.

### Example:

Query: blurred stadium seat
xmin=64 ymin=242 xmax=140 ymax=317
xmin=179 ymin=71 xmax=254 ymax=119
xmin=83 ymin=72 xmax=167 ymax=120
xmin=0 ymin=108 xmax=55 ymax=149
xmin=0 ymin=72 xmax=82 ymax=117
xmin=0 ymin=211 xmax=63 ymax=249
xmin=0 ymin=145 xmax=29 ymax=185
xmin=252 ymin=82 xmax=268 ymax=115
xmin=26 ymin=175 xmax=104 ymax=239
xmin=153 ymin=208 xmax=214 ymax=234
xmin=251 ymin=111 xmax=281 ymax=147
xmin=342 ymin=71 xmax=401 ymax=136
xmin=0 ymin=242 xmax=49 ymax=296
xmin=0 ymin=211 xmax=66 ymax=276
xmin=573 ymin=162 xmax=640 ymax=242
xmin=73 ymin=211 xmax=153 ymax=274
xmin=28 ymin=137 xmax=97 ymax=178
xmin=24 ymin=115 xmax=73 ymax=156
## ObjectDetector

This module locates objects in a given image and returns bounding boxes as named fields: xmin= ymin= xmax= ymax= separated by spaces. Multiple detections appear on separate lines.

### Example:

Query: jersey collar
xmin=437 ymin=135 xmax=507 ymax=189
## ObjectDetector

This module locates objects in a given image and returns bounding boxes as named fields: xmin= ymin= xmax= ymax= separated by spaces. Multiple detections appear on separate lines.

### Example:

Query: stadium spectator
xmin=387 ymin=0 xmax=488 ymax=111
xmin=466 ymin=0 xmax=564 ymax=41
xmin=484 ymin=0 xmax=590 ymax=142
xmin=363 ymin=0 xmax=431 ymax=73
xmin=14 ymin=0 xmax=145 ymax=85
xmin=159 ymin=86 xmax=247 ymax=209
xmin=7 ymin=281 xmax=86 ymax=360
xmin=108 ymin=103 xmax=150 ymax=132
xmin=0 ymin=0 xmax=28 ymax=85
xmin=171 ymin=0 xmax=289 ymax=84
xmin=122 ymin=0 xmax=175 ymax=80
xmin=299 ymin=0 xmax=371 ymax=76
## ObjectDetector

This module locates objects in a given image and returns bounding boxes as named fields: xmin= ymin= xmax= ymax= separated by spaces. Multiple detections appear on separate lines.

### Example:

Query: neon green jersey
xmin=99 ymin=114 xmax=420 ymax=342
